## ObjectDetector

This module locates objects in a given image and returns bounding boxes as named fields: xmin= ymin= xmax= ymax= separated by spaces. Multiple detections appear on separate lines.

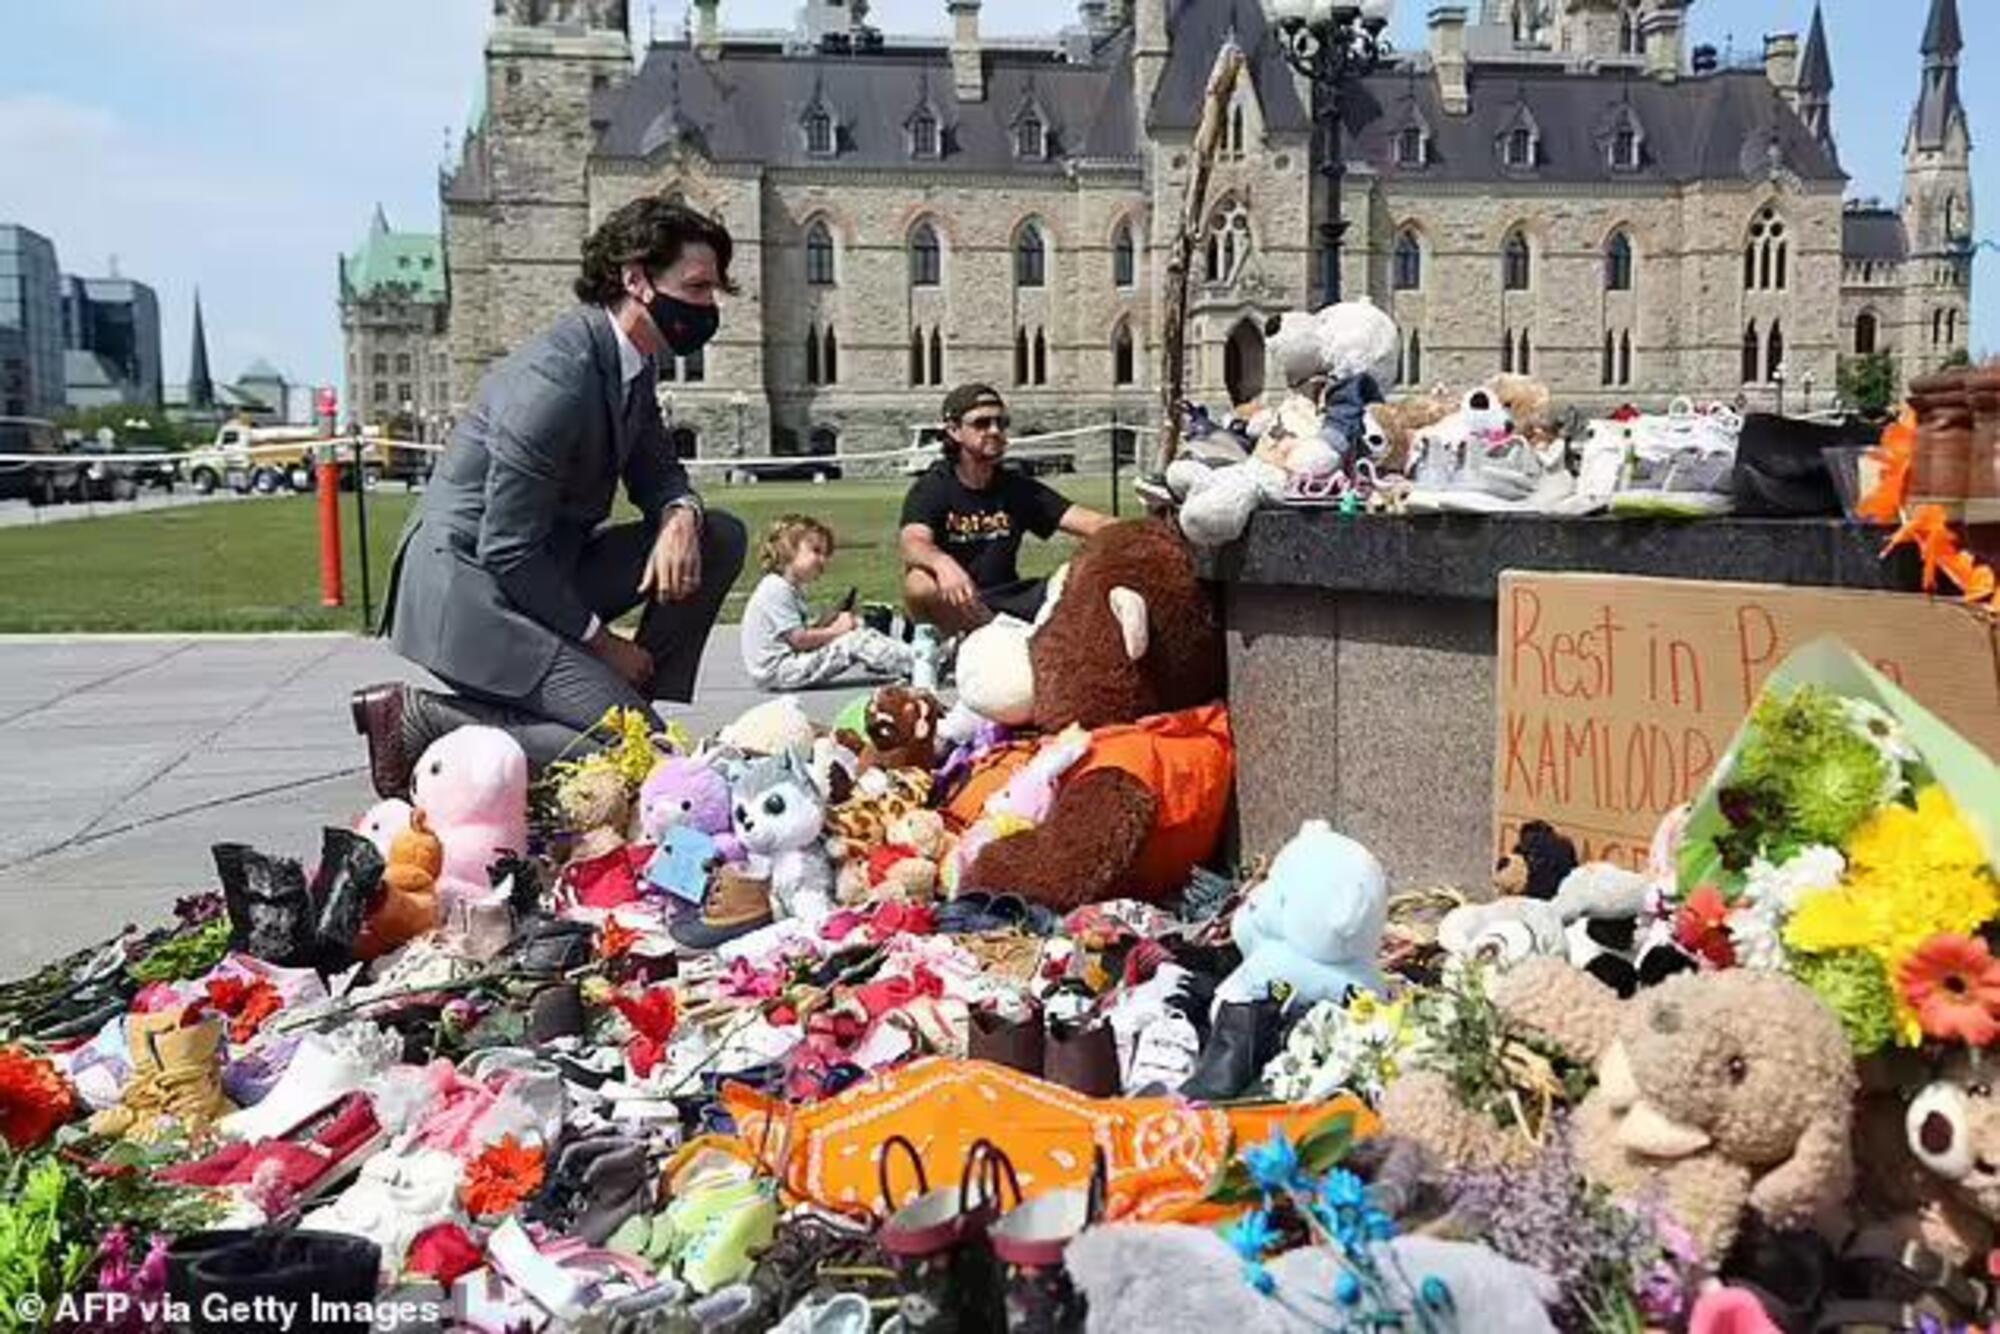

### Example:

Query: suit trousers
xmin=416 ymin=511 xmax=748 ymax=769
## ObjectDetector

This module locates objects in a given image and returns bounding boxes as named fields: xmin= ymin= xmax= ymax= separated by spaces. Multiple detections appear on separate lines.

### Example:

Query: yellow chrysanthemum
xmin=1846 ymin=785 xmax=1988 ymax=878
xmin=1785 ymin=784 xmax=1998 ymax=969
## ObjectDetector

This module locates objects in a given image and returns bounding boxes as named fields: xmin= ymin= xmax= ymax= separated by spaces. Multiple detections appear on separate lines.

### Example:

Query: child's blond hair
xmin=760 ymin=513 xmax=836 ymax=574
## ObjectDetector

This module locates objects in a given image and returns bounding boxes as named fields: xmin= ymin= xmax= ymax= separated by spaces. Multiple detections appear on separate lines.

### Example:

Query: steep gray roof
xmin=1351 ymin=65 xmax=1845 ymax=186
xmin=1799 ymin=4 xmax=1832 ymax=98
xmin=1146 ymin=0 xmax=1309 ymax=133
xmin=1923 ymin=0 xmax=1962 ymax=59
xmin=595 ymin=37 xmax=1139 ymax=169
xmin=1843 ymin=208 xmax=1908 ymax=263
xmin=444 ymin=125 xmax=492 ymax=204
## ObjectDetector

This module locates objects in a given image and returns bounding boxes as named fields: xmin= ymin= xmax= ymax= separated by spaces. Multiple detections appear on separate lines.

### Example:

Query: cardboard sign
xmin=1493 ymin=572 xmax=2000 ymax=871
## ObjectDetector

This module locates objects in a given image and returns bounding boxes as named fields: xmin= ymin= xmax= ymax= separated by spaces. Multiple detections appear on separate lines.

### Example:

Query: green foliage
xmin=1836 ymin=352 xmax=1897 ymax=416
xmin=1942 ymin=348 xmax=1973 ymax=370
xmin=128 ymin=919 xmax=229 ymax=984
xmin=0 ymin=1156 xmax=96 ymax=1330
xmin=1733 ymin=686 xmax=1893 ymax=851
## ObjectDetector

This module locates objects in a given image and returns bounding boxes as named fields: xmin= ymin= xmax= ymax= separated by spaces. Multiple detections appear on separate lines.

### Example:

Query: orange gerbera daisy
xmin=596 ymin=919 xmax=640 ymax=961
xmin=1899 ymin=935 xmax=2000 ymax=1046
xmin=0 ymin=1047 xmax=77 ymax=1150
xmin=460 ymin=1135 xmax=546 ymax=1217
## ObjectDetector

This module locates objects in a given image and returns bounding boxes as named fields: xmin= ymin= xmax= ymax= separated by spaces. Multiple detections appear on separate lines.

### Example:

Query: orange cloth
xmin=722 ymin=1057 xmax=1375 ymax=1226
xmin=944 ymin=704 xmax=1234 ymax=899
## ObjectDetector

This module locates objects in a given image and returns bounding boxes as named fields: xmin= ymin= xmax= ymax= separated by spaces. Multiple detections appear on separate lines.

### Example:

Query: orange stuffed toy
xmin=952 ymin=520 xmax=1233 ymax=908
xmin=357 ymin=809 xmax=444 ymax=960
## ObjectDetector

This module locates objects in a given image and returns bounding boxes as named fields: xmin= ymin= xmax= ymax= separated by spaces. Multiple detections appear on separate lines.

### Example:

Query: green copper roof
xmin=342 ymin=207 xmax=446 ymax=303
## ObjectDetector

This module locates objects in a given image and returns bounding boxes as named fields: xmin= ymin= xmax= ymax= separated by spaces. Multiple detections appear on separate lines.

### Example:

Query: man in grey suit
xmin=352 ymin=196 xmax=748 ymax=796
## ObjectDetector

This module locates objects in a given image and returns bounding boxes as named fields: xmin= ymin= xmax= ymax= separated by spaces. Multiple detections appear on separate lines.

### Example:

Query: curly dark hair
xmin=574 ymin=196 xmax=737 ymax=304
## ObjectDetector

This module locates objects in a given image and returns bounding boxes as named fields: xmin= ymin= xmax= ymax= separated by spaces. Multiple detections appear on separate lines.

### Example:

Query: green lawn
xmin=0 ymin=475 xmax=1126 ymax=634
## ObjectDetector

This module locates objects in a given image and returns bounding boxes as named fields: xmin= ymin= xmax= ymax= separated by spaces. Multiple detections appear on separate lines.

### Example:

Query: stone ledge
xmin=1199 ymin=511 xmax=1923 ymax=600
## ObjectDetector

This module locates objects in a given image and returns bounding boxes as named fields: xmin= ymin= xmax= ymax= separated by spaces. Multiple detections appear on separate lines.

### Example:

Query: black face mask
xmin=645 ymin=289 xmax=720 ymax=357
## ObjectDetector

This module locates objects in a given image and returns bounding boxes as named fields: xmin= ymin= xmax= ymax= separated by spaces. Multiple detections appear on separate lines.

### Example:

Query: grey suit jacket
xmin=382 ymin=304 xmax=693 ymax=698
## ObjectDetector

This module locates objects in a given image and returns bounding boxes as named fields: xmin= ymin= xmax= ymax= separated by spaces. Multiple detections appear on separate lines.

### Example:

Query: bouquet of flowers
xmin=1660 ymin=639 xmax=1999 ymax=1054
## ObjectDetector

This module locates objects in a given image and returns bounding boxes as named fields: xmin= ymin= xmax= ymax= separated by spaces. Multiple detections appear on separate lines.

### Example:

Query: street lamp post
xmin=1773 ymin=363 xmax=1788 ymax=417
xmin=1265 ymin=0 xmax=1394 ymax=309
xmin=730 ymin=391 xmax=749 ymax=459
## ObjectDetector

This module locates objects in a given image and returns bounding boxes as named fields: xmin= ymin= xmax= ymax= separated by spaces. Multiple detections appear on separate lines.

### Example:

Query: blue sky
xmin=0 ymin=0 xmax=1988 ymax=391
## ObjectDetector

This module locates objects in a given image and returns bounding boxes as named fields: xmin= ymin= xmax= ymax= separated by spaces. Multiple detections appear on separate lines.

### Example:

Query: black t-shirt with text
xmin=899 ymin=461 xmax=1070 ymax=593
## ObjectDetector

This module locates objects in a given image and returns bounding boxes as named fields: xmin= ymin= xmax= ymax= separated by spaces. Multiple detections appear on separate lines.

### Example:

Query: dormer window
xmin=1015 ymin=110 xmax=1046 ymax=160
xmin=1395 ymin=126 xmax=1425 ymax=167
xmin=910 ymin=109 xmax=939 ymax=159
xmin=804 ymin=107 xmax=834 ymax=156
xmin=1611 ymin=127 xmax=1638 ymax=169
xmin=1505 ymin=127 xmax=1533 ymax=167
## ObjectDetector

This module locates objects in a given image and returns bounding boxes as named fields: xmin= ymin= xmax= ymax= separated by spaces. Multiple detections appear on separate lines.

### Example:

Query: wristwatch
xmin=664 ymin=494 xmax=704 ymax=527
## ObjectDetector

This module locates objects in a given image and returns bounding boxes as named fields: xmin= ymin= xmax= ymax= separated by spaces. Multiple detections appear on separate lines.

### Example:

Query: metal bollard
xmin=317 ymin=457 xmax=344 ymax=607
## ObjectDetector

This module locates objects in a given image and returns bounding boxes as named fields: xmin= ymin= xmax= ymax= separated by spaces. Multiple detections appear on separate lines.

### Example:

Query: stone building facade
xmin=441 ymin=0 xmax=1973 ymax=461
xmin=340 ymin=208 xmax=452 ymax=438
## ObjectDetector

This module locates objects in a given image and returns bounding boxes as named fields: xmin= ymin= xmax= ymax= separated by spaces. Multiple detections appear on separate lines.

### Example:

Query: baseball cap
xmin=942 ymin=383 xmax=1006 ymax=423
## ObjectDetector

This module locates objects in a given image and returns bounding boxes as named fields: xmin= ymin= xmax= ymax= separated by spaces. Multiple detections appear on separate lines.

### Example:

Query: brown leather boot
xmin=350 ymin=683 xmax=417 ymax=799
xmin=89 ymin=1008 xmax=177 ymax=1138
xmin=139 ymin=1015 xmax=232 ymax=1144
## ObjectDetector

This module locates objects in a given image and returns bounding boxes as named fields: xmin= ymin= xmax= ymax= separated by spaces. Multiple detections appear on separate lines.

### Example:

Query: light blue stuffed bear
xmin=1217 ymin=819 xmax=1387 ymax=1008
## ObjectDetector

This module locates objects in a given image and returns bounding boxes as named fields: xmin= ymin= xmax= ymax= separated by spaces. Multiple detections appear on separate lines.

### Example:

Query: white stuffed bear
xmin=1170 ymin=299 xmax=1401 ymax=548
xmin=1216 ymin=819 xmax=1388 ymax=1009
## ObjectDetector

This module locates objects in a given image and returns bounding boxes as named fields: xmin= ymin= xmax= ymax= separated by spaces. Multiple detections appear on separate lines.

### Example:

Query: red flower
xmin=408 ymin=1222 xmax=485 ymax=1286
xmin=612 ymin=987 xmax=678 ymax=1043
xmin=204 ymin=976 xmax=283 ymax=1044
xmin=1900 ymin=935 xmax=2000 ymax=1046
xmin=627 ymin=1035 xmax=664 ymax=1080
xmin=596 ymin=919 xmax=641 ymax=961
xmin=0 ymin=1047 xmax=76 ymax=1150
xmin=460 ymin=1135 xmax=546 ymax=1217
xmin=1673 ymin=885 xmax=1737 ymax=969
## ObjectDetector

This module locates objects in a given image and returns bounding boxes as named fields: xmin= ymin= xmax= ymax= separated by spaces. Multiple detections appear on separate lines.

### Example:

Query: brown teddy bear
xmin=855 ymin=686 xmax=944 ymax=773
xmin=948 ymin=520 xmax=1232 ymax=909
xmin=1500 ymin=958 xmax=1857 ymax=1260
xmin=1857 ymin=1049 xmax=2000 ymax=1274
xmin=1367 ymin=395 xmax=1455 ymax=474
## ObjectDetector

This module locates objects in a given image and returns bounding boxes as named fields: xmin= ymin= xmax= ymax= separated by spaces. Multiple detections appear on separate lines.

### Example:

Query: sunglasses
xmin=961 ymin=414 xmax=1010 ymax=433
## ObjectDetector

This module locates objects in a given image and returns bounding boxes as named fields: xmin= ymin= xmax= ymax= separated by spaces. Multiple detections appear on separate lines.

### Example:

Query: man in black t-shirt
xmin=899 ymin=383 xmax=1113 ymax=632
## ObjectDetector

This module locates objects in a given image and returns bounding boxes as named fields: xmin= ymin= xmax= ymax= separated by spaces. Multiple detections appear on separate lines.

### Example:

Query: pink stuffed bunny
xmin=945 ymin=724 xmax=1091 ymax=892
xmin=411 ymin=726 xmax=529 ymax=912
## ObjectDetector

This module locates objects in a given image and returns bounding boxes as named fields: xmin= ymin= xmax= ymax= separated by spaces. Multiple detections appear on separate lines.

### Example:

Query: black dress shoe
xmin=350 ymin=682 xmax=416 ymax=799
xmin=307 ymin=827 xmax=385 ymax=973
xmin=1178 ymin=998 xmax=1284 ymax=1103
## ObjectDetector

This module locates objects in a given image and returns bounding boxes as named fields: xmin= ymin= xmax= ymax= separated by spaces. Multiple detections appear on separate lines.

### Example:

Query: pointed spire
xmin=369 ymin=202 xmax=390 ymax=235
xmin=1922 ymin=0 xmax=1962 ymax=60
xmin=1798 ymin=3 xmax=1832 ymax=97
xmin=187 ymin=290 xmax=213 ymax=411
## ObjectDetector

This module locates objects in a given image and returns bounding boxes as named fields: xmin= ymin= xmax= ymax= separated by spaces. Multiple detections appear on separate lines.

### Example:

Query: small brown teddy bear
xmin=1498 ymin=958 xmax=1857 ymax=1260
xmin=858 ymin=686 xmax=944 ymax=773
xmin=1367 ymin=395 xmax=1455 ymax=475
xmin=1490 ymin=373 xmax=1557 ymax=446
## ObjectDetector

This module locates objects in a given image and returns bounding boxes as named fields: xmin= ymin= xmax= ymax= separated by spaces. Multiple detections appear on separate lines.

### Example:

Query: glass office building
xmin=63 ymin=276 xmax=163 ymax=408
xmin=0 ymin=225 xmax=64 ymax=419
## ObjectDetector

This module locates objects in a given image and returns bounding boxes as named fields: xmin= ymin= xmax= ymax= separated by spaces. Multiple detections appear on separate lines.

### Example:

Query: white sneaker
xmin=1553 ymin=418 xmax=1634 ymax=516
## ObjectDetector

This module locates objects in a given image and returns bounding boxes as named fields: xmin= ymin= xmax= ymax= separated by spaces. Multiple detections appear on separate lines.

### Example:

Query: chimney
xmin=1429 ymin=6 xmax=1469 ymax=115
xmin=1642 ymin=3 xmax=1685 ymax=81
xmin=1763 ymin=32 xmax=1799 ymax=102
xmin=950 ymin=0 xmax=985 ymax=102
xmin=694 ymin=0 xmax=720 ymax=59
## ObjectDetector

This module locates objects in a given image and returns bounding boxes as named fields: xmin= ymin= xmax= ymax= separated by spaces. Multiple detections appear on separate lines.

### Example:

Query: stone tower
xmin=1902 ymin=0 xmax=1972 ymax=371
xmin=442 ymin=0 xmax=631 ymax=406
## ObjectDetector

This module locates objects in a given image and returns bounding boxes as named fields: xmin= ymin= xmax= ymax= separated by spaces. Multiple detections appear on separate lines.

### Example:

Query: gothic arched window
xmin=909 ymin=222 xmax=941 ymax=287
xmin=1204 ymin=197 xmax=1251 ymax=283
xmin=1747 ymin=208 xmax=1787 ymax=291
xmin=1113 ymin=221 xmax=1136 ymax=288
xmin=1855 ymin=311 xmax=1878 ymax=356
xmin=805 ymin=220 xmax=835 ymax=286
xmin=1015 ymin=222 xmax=1047 ymax=288
xmin=1113 ymin=320 xmax=1135 ymax=386
xmin=1605 ymin=231 xmax=1633 ymax=291
xmin=1741 ymin=322 xmax=1760 ymax=384
xmin=1393 ymin=229 xmax=1423 ymax=291
xmin=1765 ymin=320 xmax=1785 ymax=382
xmin=1502 ymin=229 xmax=1532 ymax=291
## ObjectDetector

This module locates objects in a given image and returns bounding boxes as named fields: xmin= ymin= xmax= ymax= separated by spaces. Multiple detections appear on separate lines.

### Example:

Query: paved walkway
xmin=0 ymin=630 xmax=843 ymax=976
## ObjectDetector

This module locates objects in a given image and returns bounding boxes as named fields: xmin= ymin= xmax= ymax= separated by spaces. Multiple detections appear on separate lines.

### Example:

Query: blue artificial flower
xmin=1243 ymin=1129 xmax=1302 ymax=1195
xmin=1243 ymin=1261 xmax=1277 ymax=1297
xmin=1363 ymin=1207 xmax=1398 ymax=1242
xmin=1334 ymin=1271 xmax=1362 ymax=1307
xmin=1223 ymin=1209 xmax=1279 ymax=1264
xmin=1419 ymin=1276 xmax=1454 ymax=1312
xmin=1318 ymin=1169 xmax=1368 ymax=1213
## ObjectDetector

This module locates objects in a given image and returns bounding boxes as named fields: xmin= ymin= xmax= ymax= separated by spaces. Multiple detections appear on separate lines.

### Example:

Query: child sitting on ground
xmin=741 ymin=515 xmax=915 ymax=691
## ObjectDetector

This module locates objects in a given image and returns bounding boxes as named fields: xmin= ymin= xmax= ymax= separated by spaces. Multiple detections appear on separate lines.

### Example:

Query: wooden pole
xmin=1155 ymin=41 xmax=1246 ymax=480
